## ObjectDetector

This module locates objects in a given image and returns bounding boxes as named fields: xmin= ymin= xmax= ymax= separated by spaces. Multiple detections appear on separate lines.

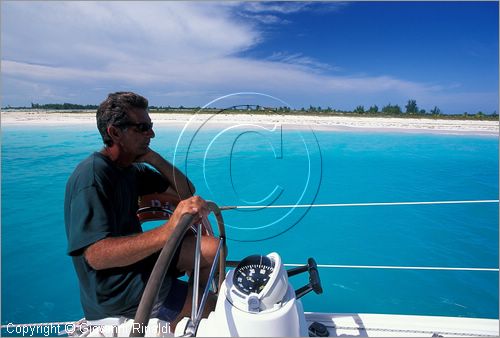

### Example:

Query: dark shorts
xmin=152 ymin=278 xmax=189 ymax=322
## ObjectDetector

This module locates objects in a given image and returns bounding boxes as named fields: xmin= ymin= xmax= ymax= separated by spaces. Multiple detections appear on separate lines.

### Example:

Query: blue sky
xmin=2 ymin=1 xmax=498 ymax=114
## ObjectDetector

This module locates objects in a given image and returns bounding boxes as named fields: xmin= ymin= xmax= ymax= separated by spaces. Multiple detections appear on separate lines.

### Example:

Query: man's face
xmin=120 ymin=108 xmax=155 ymax=157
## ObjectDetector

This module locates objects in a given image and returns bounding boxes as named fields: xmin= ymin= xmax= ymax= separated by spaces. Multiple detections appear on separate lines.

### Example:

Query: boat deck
xmin=305 ymin=312 xmax=499 ymax=337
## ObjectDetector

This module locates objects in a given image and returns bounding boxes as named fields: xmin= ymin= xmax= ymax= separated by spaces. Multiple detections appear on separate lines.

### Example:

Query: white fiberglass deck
xmin=305 ymin=312 xmax=499 ymax=337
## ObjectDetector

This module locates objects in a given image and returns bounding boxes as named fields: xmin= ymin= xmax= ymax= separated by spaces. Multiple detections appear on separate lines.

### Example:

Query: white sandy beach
xmin=1 ymin=110 xmax=498 ymax=136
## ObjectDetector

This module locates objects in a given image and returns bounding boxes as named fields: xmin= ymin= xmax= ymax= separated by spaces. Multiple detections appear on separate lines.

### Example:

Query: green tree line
xmin=29 ymin=103 xmax=99 ymax=110
xmin=3 ymin=99 xmax=498 ymax=120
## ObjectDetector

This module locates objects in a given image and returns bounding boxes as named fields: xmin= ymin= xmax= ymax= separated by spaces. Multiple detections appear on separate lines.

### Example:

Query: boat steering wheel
xmin=130 ymin=201 xmax=227 ymax=337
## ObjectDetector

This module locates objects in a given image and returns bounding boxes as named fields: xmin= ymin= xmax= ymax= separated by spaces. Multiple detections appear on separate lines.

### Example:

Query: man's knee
xmin=177 ymin=235 xmax=220 ymax=272
xmin=201 ymin=236 xmax=219 ymax=264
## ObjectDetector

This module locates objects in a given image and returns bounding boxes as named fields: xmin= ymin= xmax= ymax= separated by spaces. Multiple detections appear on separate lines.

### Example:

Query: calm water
xmin=1 ymin=123 xmax=498 ymax=329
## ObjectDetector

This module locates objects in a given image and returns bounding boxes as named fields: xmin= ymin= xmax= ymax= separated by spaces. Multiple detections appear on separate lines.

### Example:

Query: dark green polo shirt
xmin=64 ymin=152 xmax=170 ymax=320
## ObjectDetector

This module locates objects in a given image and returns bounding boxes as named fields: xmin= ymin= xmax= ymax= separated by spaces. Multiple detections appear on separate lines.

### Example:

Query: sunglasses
xmin=118 ymin=121 xmax=154 ymax=133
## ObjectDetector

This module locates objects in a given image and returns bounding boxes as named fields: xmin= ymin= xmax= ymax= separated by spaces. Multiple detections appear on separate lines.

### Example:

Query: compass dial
xmin=233 ymin=255 xmax=275 ymax=295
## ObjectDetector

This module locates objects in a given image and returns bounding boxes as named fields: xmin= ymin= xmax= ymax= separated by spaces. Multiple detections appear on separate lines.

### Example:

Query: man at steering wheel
xmin=64 ymin=92 xmax=218 ymax=330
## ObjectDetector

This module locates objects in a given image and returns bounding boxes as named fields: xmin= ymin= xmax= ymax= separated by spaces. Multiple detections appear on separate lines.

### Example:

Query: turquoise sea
xmin=1 ymin=123 xmax=499 ymax=331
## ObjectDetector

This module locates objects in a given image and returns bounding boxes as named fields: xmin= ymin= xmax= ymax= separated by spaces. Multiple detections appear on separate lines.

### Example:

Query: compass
xmin=226 ymin=252 xmax=288 ymax=313
xmin=232 ymin=255 xmax=275 ymax=295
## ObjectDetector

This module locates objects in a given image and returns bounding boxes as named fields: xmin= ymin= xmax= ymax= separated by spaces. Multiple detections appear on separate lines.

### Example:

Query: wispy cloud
xmin=240 ymin=2 xmax=310 ymax=14
xmin=240 ymin=2 xmax=346 ymax=15
xmin=236 ymin=2 xmax=347 ymax=25
xmin=267 ymin=52 xmax=341 ymax=72
xmin=238 ymin=13 xmax=287 ymax=25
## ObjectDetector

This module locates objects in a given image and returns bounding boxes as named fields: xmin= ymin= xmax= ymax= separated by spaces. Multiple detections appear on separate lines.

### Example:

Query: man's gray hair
xmin=96 ymin=92 xmax=148 ymax=146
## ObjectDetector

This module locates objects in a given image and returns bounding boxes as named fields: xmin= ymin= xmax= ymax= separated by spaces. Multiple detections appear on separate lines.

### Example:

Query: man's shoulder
xmin=69 ymin=152 xmax=116 ymax=188
xmin=73 ymin=152 xmax=109 ymax=173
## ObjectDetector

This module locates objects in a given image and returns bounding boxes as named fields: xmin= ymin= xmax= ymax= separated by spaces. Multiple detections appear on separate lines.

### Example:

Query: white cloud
xmin=2 ymin=2 xmax=258 ymax=65
xmin=2 ymin=57 xmax=433 ymax=97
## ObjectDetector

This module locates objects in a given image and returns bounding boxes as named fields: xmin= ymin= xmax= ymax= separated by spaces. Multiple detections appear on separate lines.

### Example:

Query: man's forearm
xmin=146 ymin=151 xmax=195 ymax=199
xmin=85 ymin=195 xmax=207 ymax=270
xmin=84 ymin=224 xmax=173 ymax=270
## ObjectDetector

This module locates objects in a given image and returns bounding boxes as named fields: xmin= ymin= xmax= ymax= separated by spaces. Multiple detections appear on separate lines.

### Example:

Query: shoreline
xmin=1 ymin=111 xmax=498 ymax=136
